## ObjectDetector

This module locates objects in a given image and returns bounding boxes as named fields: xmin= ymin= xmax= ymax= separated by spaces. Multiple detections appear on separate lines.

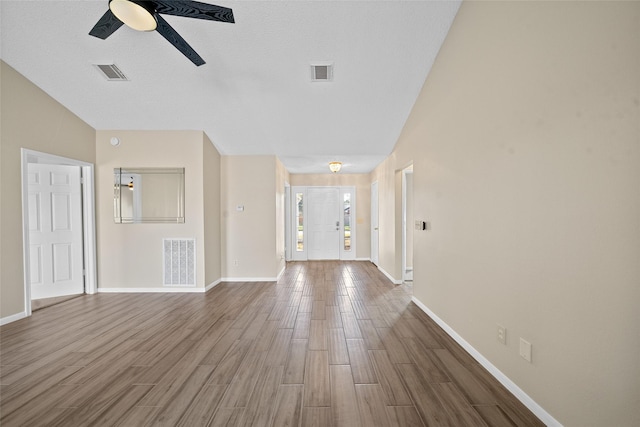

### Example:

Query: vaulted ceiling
xmin=1 ymin=0 xmax=460 ymax=173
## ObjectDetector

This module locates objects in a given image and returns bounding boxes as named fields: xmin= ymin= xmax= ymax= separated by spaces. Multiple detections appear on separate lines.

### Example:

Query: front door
xmin=28 ymin=163 xmax=84 ymax=299
xmin=307 ymin=187 xmax=340 ymax=260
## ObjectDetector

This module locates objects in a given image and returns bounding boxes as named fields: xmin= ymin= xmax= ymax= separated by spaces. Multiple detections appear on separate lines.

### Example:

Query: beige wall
xmin=289 ymin=173 xmax=371 ymax=260
xmin=0 ymin=61 xmax=95 ymax=318
xmin=96 ymin=130 xmax=209 ymax=289
xmin=221 ymin=155 xmax=279 ymax=279
xmin=377 ymin=2 xmax=640 ymax=425
xmin=203 ymin=133 xmax=222 ymax=286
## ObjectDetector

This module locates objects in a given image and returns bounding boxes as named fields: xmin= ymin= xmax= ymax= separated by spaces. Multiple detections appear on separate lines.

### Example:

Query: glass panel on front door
xmin=343 ymin=193 xmax=351 ymax=251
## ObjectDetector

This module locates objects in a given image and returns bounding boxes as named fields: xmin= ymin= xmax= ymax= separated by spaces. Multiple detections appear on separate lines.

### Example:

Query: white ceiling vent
xmin=311 ymin=63 xmax=333 ymax=82
xmin=93 ymin=63 xmax=128 ymax=81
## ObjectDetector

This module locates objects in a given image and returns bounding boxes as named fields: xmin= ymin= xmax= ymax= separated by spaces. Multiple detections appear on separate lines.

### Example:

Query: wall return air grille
xmin=163 ymin=238 xmax=196 ymax=286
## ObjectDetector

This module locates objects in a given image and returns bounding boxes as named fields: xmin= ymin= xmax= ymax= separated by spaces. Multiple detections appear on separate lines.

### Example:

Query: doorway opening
xmin=21 ymin=149 xmax=97 ymax=317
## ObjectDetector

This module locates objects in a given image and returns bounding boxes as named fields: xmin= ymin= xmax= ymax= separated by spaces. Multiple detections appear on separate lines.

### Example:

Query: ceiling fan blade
xmin=153 ymin=0 xmax=234 ymax=23
xmin=155 ymin=14 xmax=206 ymax=66
xmin=89 ymin=9 xmax=124 ymax=39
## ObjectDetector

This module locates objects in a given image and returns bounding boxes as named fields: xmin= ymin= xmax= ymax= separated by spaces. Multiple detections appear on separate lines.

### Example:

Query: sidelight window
xmin=343 ymin=193 xmax=351 ymax=251
xmin=296 ymin=192 xmax=304 ymax=251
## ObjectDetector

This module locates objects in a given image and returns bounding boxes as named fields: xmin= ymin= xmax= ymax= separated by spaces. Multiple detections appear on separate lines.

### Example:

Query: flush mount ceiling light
xmin=109 ymin=0 xmax=157 ymax=31
xmin=329 ymin=161 xmax=342 ymax=173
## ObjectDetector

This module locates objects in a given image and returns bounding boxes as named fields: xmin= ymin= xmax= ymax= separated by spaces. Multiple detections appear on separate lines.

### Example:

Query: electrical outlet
xmin=519 ymin=338 xmax=532 ymax=363
xmin=233 ymin=259 xmax=239 ymax=267
xmin=497 ymin=324 xmax=506 ymax=345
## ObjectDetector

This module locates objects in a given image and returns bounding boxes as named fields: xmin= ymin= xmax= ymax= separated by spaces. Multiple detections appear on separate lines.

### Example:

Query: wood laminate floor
xmin=0 ymin=261 xmax=544 ymax=426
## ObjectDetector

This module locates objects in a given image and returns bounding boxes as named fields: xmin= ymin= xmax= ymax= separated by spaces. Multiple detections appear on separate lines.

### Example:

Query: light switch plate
xmin=519 ymin=338 xmax=532 ymax=363
xmin=497 ymin=324 xmax=506 ymax=345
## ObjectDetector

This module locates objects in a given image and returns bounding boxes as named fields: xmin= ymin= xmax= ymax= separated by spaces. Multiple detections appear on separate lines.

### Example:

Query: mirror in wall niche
xmin=114 ymin=167 xmax=185 ymax=223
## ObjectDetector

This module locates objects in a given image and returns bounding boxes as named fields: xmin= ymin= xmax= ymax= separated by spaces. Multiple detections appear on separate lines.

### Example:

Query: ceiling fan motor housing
xmin=109 ymin=0 xmax=158 ymax=31
xmin=91 ymin=0 xmax=235 ymax=66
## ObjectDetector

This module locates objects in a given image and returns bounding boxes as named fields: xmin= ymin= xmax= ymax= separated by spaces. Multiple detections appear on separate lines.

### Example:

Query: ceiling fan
xmin=89 ymin=0 xmax=235 ymax=66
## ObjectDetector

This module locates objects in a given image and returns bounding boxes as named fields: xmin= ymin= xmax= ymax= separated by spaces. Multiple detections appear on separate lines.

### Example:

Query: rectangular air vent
xmin=163 ymin=238 xmax=196 ymax=286
xmin=93 ymin=63 xmax=128 ymax=81
xmin=311 ymin=63 xmax=333 ymax=82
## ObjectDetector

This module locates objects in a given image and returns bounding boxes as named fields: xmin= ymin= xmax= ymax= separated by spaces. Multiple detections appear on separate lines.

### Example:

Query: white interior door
xmin=28 ymin=163 xmax=84 ymax=299
xmin=307 ymin=187 xmax=340 ymax=260
xmin=371 ymin=181 xmax=379 ymax=266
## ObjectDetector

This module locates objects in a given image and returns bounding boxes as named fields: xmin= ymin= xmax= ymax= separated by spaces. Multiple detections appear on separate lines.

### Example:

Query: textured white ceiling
xmin=0 ymin=0 xmax=460 ymax=174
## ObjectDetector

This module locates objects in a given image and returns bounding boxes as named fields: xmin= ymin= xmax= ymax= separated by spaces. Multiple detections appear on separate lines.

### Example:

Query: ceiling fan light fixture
xmin=109 ymin=0 xmax=157 ymax=32
xmin=329 ymin=161 xmax=342 ymax=173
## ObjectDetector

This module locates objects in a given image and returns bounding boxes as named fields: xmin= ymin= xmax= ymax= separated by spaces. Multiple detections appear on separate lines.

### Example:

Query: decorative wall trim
xmin=377 ymin=265 xmax=402 ymax=285
xmin=0 ymin=311 xmax=28 ymax=326
xmin=411 ymin=296 xmax=562 ymax=427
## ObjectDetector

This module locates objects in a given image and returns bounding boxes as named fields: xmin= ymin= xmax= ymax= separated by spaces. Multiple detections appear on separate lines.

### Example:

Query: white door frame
xmin=284 ymin=182 xmax=291 ymax=261
xmin=402 ymin=167 xmax=414 ymax=282
xmin=371 ymin=181 xmax=379 ymax=266
xmin=21 ymin=149 xmax=97 ymax=316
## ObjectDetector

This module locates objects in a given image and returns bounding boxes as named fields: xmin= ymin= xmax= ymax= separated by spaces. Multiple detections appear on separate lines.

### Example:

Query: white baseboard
xmin=276 ymin=266 xmax=286 ymax=281
xmin=205 ymin=279 xmax=222 ymax=292
xmin=411 ymin=296 xmax=562 ymax=427
xmin=0 ymin=311 xmax=28 ymax=325
xmin=377 ymin=265 xmax=402 ymax=285
xmin=355 ymin=258 xmax=371 ymax=262
xmin=220 ymin=277 xmax=277 ymax=282
xmin=98 ymin=286 xmax=206 ymax=293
